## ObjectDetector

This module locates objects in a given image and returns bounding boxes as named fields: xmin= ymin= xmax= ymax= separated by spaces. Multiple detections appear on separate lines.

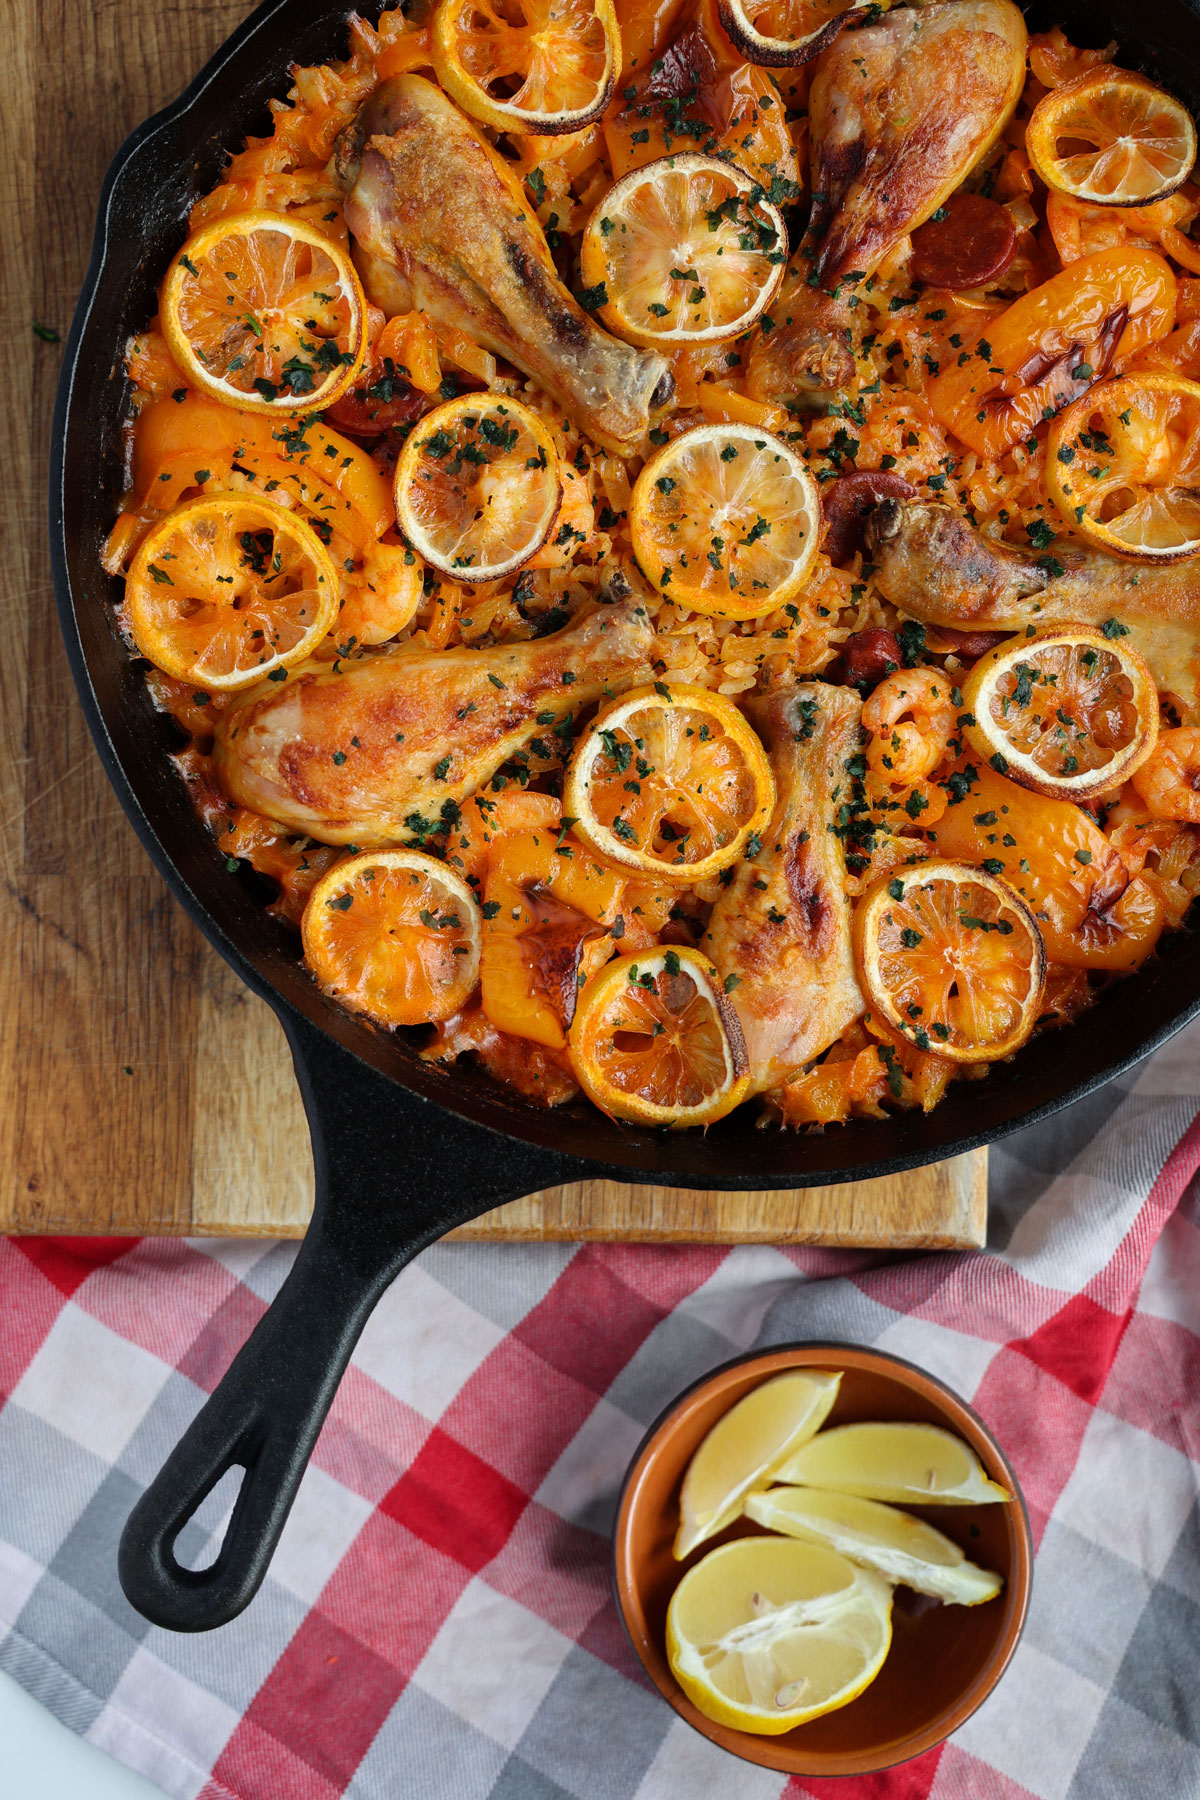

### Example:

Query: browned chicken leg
xmin=747 ymin=0 xmax=1027 ymax=406
xmin=214 ymin=594 xmax=655 ymax=846
xmin=702 ymin=683 xmax=865 ymax=1093
xmin=865 ymin=497 xmax=1200 ymax=716
xmin=335 ymin=75 xmax=673 ymax=456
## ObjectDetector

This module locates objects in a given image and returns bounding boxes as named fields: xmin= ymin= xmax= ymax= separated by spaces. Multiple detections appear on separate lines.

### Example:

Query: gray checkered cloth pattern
xmin=3 ymin=1017 xmax=1200 ymax=1800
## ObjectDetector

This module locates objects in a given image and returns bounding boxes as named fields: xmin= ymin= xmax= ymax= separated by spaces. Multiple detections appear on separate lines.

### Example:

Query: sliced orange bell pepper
xmin=931 ymin=247 xmax=1177 ymax=458
xmin=481 ymin=830 xmax=624 ymax=1049
xmin=131 ymin=395 xmax=394 ymax=544
xmin=928 ymin=762 xmax=1165 ymax=970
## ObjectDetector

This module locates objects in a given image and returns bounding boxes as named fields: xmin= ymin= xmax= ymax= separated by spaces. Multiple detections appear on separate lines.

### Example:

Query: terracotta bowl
xmin=613 ymin=1343 xmax=1033 ymax=1777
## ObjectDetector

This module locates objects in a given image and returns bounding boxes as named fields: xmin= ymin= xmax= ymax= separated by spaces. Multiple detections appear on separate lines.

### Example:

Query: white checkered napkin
xmin=1 ymin=1018 xmax=1200 ymax=1800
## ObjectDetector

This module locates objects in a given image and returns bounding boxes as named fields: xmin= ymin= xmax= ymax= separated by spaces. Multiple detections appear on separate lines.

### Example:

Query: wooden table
xmin=0 ymin=0 xmax=985 ymax=1248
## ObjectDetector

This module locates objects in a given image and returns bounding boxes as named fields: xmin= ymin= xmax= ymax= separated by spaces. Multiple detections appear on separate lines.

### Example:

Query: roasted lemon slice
xmin=568 ymin=946 xmax=749 ymax=1127
xmin=161 ymin=210 xmax=367 ymax=414
xmin=961 ymin=628 xmax=1159 ymax=800
xmin=716 ymin=0 xmax=876 ymax=68
xmin=564 ymin=683 xmax=775 ymax=884
xmin=774 ymin=1422 xmax=1013 ymax=1505
xmin=393 ymin=394 xmax=561 ymax=581
xmin=676 ymin=1372 xmax=842 ymax=1559
xmin=302 ymin=850 xmax=482 ymax=1028
xmin=580 ymin=155 xmax=786 ymax=348
xmin=745 ymin=1488 xmax=1004 ymax=1605
xmin=431 ymin=0 xmax=619 ymax=135
xmin=630 ymin=424 xmax=820 ymax=619
xmin=1026 ymin=66 xmax=1197 ymax=206
xmin=666 ymin=1538 xmax=893 ymax=1734
xmin=854 ymin=861 xmax=1046 ymax=1064
xmin=1048 ymin=372 xmax=1200 ymax=561
xmin=124 ymin=495 xmax=339 ymax=689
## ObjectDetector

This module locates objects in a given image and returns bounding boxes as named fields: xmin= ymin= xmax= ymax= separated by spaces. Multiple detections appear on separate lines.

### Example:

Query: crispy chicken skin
xmin=335 ymin=75 xmax=673 ymax=456
xmin=702 ymin=683 xmax=865 ymax=1094
xmin=214 ymin=596 xmax=655 ymax=847
xmin=865 ymin=498 xmax=1200 ymax=714
xmin=747 ymin=0 xmax=1027 ymax=405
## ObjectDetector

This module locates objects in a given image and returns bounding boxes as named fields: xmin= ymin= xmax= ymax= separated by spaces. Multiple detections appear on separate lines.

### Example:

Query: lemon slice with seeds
xmin=431 ymin=0 xmax=619 ymax=136
xmin=853 ymin=861 xmax=1046 ymax=1065
xmin=1047 ymin=372 xmax=1200 ymax=562
xmin=674 ymin=1370 xmax=842 ymax=1559
xmin=745 ymin=1487 xmax=1004 ymax=1605
xmin=393 ymin=394 xmax=561 ymax=581
xmin=630 ymin=424 xmax=820 ymax=620
xmin=717 ymin=0 xmax=877 ymax=68
xmin=302 ymin=850 xmax=482 ymax=1028
xmin=161 ymin=210 xmax=367 ymax=415
xmin=1026 ymin=66 xmax=1197 ymax=206
xmin=580 ymin=154 xmax=786 ymax=348
xmin=565 ymin=683 xmax=776 ymax=886
xmin=667 ymin=1537 xmax=893 ymax=1734
xmin=961 ymin=628 xmax=1159 ymax=800
xmin=124 ymin=494 xmax=339 ymax=689
xmin=569 ymin=947 xmax=750 ymax=1130
xmin=774 ymin=1421 xmax=1013 ymax=1504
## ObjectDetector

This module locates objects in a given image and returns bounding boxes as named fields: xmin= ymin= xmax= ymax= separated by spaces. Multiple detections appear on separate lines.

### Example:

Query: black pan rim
xmin=49 ymin=0 xmax=1200 ymax=1193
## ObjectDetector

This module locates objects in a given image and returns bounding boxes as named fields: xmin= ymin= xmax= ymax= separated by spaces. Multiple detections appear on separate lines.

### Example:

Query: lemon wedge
xmin=666 ymin=1537 xmax=892 ymax=1734
xmin=675 ymin=1371 xmax=842 ymax=1559
xmin=774 ymin=1422 xmax=1013 ymax=1505
xmin=745 ymin=1487 xmax=1004 ymax=1606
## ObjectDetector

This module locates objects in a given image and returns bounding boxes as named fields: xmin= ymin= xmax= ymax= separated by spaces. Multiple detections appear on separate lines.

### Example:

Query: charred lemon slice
xmin=302 ymin=850 xmax=482 ymax=1027
xmin=124 ymin=494 xmax=339 ymax=689
xmin=1026 ymin=67 xmax=1197 ymax=206
xmin=569 ymin=947 xmax=749 ymax=1126
xmin=716 ymin=0 xmax=876 ymax=68
xmin=961 ymin=628 xmax=1159 ymax=800
xmin=854 ymin=860 xmax=1046 ymax=1064
xmin=432 ymin=0 xmax=619 ymax=135
xmin=630 ymin=424 xmax=820 ymax=619
xmin=580 ymin=154 xmax=786 ymax=348
xmin=393 ymin=394 xmax=561 ymax=581
xmin=1048 ymin=372 xmax=1200 ymax=560
xmin=565 ymin=683 xmax=775 ymax=884
xmin=666 ymin=1538 xmax=893 ymax=1734
xmin=161 ymin=210 xmax=367 ymax=414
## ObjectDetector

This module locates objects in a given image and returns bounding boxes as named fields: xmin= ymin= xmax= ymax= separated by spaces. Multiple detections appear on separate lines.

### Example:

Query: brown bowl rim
xmin=611 ymin=1341 xmax=1034 ymax=1777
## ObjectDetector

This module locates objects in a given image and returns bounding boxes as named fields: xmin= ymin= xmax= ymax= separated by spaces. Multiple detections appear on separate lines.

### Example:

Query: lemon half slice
xmin=746 ymin=1486 xmax=1004 ymax=1605
xmin=675 ymin=1370 xmax=841 ymax=1558
xmin=775 ymin=1421 xmax=1013 ymax=1505
xmin=667 ymin=1537 xmax=892 ymax=1734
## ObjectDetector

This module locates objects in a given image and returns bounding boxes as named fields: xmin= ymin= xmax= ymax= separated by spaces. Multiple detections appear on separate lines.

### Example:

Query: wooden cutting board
xmin=0 ymin=0 xmax=986 ymax=1249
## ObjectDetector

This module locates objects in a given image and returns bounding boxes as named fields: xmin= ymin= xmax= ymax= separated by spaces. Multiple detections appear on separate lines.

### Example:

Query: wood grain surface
xmin=0 ymin=0 xmax=986 ymax=1248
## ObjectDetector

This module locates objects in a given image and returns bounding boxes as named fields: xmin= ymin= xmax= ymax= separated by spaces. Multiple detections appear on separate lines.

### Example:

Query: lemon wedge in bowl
xmin=774 ymin=1422 xmax=1012 ymax=1505
xmin=675 ymin=1371 xmax=841 ymax=1559
xmin=666 ymin=1537 xmax=892 ymax=1734
xmin=745 ymin=1488 xmax=1003 ymax=1606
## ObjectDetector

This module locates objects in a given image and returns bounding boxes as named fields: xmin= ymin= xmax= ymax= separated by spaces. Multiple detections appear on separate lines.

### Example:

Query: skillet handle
xmin=118 ymin=1014 xmax=579 ymax=1631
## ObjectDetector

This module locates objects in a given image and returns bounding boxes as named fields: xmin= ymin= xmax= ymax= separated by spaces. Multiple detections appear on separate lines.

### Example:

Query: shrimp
xmin=327 ymin=540 xmax=423 ymax=649
xmin=1131 ymin=728 xmax=1200 ymax=823
xmin=862 ymin=667 xmax=956 ymax=785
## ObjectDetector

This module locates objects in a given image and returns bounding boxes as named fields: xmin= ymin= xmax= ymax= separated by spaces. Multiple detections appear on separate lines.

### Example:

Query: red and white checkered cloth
xmin=4 ymin=1020 xmax=1200 ymax=1800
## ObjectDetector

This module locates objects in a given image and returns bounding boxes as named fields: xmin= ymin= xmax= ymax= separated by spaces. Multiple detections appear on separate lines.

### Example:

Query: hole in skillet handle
xmin=174 ymin=1465 xmax=247 ymax=1572
xmin=117 ymin=1013 xmax=583 ymax=1632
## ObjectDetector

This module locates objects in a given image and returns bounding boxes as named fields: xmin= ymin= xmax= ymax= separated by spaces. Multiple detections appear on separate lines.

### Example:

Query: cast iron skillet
xmin=51 ymin=0 xmax=1200 ymax=1633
